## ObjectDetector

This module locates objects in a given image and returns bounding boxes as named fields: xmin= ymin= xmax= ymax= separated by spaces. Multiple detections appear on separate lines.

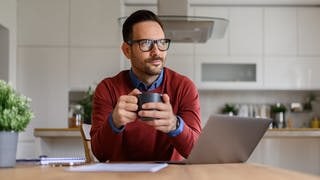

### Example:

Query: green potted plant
xmin=0 ymin=80 xmax=33 ymax=167
xmin=222 ymin=103 xmax=238 ymax=116
xmin=303 ymin=93 xmax=316 ymax=111
xmin=79 ymin=87 xmax=93 ymax=124
xmin=270 ymin=103 xmax=287 ymax=128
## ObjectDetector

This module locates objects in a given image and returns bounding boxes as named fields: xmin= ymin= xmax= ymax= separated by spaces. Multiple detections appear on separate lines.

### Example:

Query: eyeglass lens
xmin=132 ymin=39 xmax=170 ymax=52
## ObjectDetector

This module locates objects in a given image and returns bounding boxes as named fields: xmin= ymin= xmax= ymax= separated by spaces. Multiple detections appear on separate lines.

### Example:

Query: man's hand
xmin=112 ymin=88 xmax=141 ymax=128
xmin=138 ymin=94 xmax=177 ymax=133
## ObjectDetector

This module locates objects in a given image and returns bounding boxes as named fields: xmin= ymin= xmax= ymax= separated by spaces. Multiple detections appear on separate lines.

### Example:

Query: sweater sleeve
xmin=90 ymin=81 xmax=125 ymax=162
xmin=169 ymin=77 xmax=202 ymax=159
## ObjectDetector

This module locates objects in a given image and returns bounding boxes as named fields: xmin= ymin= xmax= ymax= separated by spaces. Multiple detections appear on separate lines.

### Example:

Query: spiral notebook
xmin=40 ymin=157 xmax=86 ymax=166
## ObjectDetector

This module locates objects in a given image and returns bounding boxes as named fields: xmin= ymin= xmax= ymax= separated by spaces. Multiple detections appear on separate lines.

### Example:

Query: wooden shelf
xmin=34 ymin=128 xmax=81 ymax=138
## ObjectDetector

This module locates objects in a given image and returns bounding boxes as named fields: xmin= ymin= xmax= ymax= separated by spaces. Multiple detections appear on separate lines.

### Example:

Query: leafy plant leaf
xmin=0 ymin=80 xmax=34 ymax=132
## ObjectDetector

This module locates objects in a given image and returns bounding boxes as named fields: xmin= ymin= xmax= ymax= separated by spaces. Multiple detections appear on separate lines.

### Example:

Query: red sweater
xmin=90 ymin=68 xmax=201 ymax=162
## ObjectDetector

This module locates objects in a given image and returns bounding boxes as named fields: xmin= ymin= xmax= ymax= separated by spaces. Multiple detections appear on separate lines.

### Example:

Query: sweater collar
xmin=129 ymin=69 xmax=164 ymax=92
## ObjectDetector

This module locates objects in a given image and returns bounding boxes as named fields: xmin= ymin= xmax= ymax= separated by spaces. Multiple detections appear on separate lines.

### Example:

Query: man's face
xmin=126 ymin=21 xmax=167 ymax=78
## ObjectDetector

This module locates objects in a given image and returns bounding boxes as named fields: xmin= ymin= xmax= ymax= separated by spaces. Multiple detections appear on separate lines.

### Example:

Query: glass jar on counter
xmin=68 ymin=104 xmax=83 ymax=128
xmin=310 ymin=116 xmax=320 ymax=128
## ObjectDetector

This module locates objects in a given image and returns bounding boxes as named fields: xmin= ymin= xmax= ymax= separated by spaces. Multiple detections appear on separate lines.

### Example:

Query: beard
xmin=143 ymin=56 xmax=164 ymax=75
xmin=131 ymin=55 xmax=165 ymax=76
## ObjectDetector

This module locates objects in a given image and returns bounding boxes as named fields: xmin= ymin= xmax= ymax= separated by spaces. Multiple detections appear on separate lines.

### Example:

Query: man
xmin=90 ymin=9 xmax=201 ymax=162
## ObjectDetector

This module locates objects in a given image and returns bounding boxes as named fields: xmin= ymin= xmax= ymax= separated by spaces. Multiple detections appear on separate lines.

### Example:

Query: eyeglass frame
xmin=126 ymin=39 xmax=171 ymax=52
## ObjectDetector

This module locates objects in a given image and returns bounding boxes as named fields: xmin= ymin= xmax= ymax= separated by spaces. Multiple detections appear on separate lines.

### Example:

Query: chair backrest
xmin=80 ymin=123 xmax=97 ymax=163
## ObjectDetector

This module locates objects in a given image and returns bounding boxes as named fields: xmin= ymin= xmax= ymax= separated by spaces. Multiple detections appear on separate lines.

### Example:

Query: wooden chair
xmin=80 ymin=123 xmax=97 ymax=163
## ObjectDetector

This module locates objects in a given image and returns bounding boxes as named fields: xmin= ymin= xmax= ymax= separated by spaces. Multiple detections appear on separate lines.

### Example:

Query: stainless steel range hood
xmin=158 ymin=0 xmax=228 ymax=43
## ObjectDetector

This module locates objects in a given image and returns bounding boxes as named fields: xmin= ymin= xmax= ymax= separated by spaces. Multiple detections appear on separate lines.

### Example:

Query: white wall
xmin=0 ymin=25 xmax=9 ymax=81
xmin=16 ymin=0 xmax=122 ymax=158
xmin=0 ymin=0 xmax=17 ymax=86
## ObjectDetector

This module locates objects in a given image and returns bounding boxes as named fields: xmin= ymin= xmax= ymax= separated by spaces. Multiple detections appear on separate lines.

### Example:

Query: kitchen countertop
xmin=33 ymin=128 xmax=320 ymax=138
xmin=265 ymin=128 xmax=320 ymax=138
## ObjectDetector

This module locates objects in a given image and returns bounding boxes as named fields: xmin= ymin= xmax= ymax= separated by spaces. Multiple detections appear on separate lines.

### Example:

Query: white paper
xmin=66 ymin=163 xmax=168 ymax=172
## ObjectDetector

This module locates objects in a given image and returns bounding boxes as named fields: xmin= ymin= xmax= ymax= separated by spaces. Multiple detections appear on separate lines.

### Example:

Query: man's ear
xmin=121 ymin=42 xmax=131 ymax=59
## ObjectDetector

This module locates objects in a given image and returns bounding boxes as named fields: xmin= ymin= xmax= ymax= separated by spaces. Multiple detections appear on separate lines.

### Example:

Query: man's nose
xmin=149 ymin=43 xmax=160 ymax=55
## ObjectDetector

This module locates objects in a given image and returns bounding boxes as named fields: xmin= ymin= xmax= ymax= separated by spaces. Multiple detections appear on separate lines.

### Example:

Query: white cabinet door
xmin=229 ymin=7 xmax=263 ymax=56
xmin=18 ymin=0 xmax=69 ymax=46
xmin=264 ymin=8 xmax=298 ymax=56
xmin=70 ymin=0 xmax=121 ymax=47
xmin=195 ymin=56 xmax=263 ymax=89
xmin=69 ymin=48 xmax=121 ymax=90
xmin=264 ymin=57 xmax=320 ymax=89
xmin=194 ymin=7 xmax=229 ymax=56
xmin=165 ymin=54 xmax=194 ymax=81
xmin=298 ymin=7 xmax=320 ymax=56
xmin=68 ymin=0 xmax=122 ymax=90
xmin=17 ymin=47 xmax=69 ymax=128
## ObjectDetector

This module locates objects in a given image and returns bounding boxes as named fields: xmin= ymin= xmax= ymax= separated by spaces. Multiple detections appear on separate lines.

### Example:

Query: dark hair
xmin=122 ymin=10 xmax=164 ymax=42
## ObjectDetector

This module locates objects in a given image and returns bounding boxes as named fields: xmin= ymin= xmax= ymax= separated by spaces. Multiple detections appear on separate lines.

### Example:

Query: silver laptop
xmin=182 ymin=115 xmax=272 ymax=164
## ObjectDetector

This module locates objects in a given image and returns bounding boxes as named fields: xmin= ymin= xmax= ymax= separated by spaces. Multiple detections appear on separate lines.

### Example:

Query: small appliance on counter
xmin=68 ymin=104 xmax=83 ymax=128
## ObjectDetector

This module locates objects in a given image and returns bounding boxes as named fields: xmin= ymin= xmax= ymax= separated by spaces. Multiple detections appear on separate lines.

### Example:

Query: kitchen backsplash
xmin=199 ymin=90 xmax=320 ymax=128
xmin=69 ymin=90 xmax=320 ymax=128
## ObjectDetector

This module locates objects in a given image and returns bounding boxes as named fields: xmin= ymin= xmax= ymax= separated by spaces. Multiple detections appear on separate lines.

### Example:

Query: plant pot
xmin=272 ymin=112 xmax=286 ymax=128
xmin=0 ymin=131 xmax=18 ymax=168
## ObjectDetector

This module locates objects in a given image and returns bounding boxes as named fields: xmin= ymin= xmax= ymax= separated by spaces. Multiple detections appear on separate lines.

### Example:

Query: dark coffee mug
xmin=137 ymin=92 xmax=163 ymax=121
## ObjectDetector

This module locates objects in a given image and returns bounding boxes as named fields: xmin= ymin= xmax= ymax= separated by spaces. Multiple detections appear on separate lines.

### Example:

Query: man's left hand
xmin=138 ymin=94 xmax=177 ymax=133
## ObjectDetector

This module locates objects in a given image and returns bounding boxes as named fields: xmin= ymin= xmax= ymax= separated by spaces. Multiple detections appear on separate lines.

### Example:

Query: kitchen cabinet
xmin=249 ymin=129 xmax=320 ymax=176
xmin=298 ymin=7 xmax=320 ymax=56
xmin=264 ymin=7 xmax=298 ymax=56
xmin=70 ymin=0 xmax=121 ymax=47
xmin=166 ymin=54 xmax=195 ymax=80
xmin=264 ymin=57 xmax=320 ymax=89
xmin=194 ymin=7 xmax=263 ymax=56
xmin=195 ymin=56 xmax=263 ymax=89
xmin=69 ymin=48 xmax=121 ymax=90
xmin=194 ymin=7 xmax=229 ymax=56
xmin=16 ymin=0 xmax=123 ymax=159
xmin=69 ymin=0 xmax=122 ymax=90
xmin=229 ymin=7 xmax=263 ymax=56
xmin=17 ymin=0 xmax=69 ymax=46
xmin=17 ymin=47 xmax=69 ymax=128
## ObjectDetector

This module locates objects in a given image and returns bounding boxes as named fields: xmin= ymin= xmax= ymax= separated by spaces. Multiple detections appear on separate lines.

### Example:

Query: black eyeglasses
xmin=127 ymin=39 xmax=171 ymax=52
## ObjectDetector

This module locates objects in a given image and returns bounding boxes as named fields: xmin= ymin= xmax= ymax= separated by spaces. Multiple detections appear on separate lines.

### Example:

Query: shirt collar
xmin=129 ymin=69 xmax=164 ymax=92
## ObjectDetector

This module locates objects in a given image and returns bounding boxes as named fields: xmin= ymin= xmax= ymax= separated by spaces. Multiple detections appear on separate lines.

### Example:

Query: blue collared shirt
xmin=129 ymin=69 xmax=164 ymax=91
xmin=108 ymin=69 xmax=184 ymax=137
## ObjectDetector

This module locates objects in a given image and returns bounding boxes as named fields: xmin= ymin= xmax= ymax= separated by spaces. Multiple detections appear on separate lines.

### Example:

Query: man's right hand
xmin=112 ymin=88 xmax=141 ymax=128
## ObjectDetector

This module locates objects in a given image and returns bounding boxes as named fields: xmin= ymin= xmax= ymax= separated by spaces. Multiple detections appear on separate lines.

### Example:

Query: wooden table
xmin=1 ymin=163 xmax=319 ymax=180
